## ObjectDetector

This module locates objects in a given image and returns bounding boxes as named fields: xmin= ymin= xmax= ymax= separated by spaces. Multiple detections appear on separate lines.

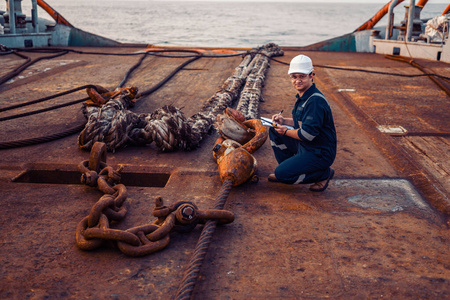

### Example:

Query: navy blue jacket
xmin=292 ymin=83 xmax=337 ymax=162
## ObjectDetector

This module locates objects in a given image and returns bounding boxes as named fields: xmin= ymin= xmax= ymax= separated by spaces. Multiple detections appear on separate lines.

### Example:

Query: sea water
xmin=11 ymin=0 xmax=450 ymax=47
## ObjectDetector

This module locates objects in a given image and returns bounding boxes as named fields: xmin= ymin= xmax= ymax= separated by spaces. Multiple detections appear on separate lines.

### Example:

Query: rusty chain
xmin=75 ymin=142 xmax=235 ymax=257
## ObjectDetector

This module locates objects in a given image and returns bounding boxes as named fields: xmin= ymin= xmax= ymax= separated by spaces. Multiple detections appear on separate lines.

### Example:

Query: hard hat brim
xmin=288 ymin=68 xmax=314 ymax=75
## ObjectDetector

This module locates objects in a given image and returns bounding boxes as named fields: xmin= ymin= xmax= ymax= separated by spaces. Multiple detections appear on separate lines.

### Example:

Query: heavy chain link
xmin=75 ymin=142 xmax=235 ymax=256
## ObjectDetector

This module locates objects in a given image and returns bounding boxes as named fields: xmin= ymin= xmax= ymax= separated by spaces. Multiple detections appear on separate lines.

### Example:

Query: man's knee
xmin=274 ymin=165 xmax=302 ymax=184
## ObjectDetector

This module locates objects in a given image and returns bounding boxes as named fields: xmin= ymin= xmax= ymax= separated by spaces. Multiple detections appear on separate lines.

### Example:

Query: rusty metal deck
xmin=0 ymin=47 xmax=449 ymax=299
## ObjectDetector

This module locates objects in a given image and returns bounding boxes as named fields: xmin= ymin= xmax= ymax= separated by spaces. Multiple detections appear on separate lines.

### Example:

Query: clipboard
xmin=260 ymin=117 xmax=294 ymax=129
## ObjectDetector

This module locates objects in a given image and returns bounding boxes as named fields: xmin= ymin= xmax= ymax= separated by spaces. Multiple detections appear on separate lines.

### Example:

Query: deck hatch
xmin=12 ymin=169 xmax=170 ymax=187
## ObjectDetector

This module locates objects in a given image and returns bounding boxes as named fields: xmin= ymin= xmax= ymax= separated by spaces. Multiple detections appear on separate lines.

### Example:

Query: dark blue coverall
xmin=269 ymin=83 xmax=337 ymax=184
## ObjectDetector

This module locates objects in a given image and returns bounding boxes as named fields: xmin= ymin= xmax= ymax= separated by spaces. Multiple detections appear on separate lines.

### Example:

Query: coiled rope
xmin=79 ymin=43 xmax=284 ymax=152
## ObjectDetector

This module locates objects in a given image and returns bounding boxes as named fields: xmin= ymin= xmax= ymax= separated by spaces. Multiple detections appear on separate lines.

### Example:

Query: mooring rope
xmin=78 ymin=43 xmax=284 ymax=152
xmin=78 ymin=90 xmax=139 ymax=152
xmin=0 ymin=50 xmax=205 ymax=150
xmin=236 ymin=48 xmax=277 ymax=120
xmin=174 ymin=177 xmax=234 ymax=300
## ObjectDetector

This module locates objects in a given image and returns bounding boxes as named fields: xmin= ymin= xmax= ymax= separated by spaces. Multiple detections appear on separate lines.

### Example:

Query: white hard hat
xmin=288 ymin=55 xmax=314 ymax=75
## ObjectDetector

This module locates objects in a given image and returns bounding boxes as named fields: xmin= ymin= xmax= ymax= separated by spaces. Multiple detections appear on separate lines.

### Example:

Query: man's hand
xmin=275 ymin=125 xmax=288 ymax=136
xmin=272 ymin=113 xmax=284 ymax=125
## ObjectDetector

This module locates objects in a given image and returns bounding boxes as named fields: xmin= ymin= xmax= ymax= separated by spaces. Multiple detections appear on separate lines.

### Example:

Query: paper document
xmin=260 ymin=117 xmax=294 ymax=130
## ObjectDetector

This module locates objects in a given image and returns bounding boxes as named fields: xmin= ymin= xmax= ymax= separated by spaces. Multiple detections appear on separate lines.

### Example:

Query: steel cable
xmin=0 ymin=122 xmax=86 ymax=149
xmin=0 ymin=47 xmax=246 ymax=149
xmin=270 ymin=56 xmax=450 ymax=81
xmin=79 ymin=43 xmax=283 ymax=152
xmin=0 ymin=97 xmax=89 ymax=122
xmin=18 ymin=46 xmax=244 ymax=58
xmin=0 ymin=84 xmax=97 ymax=113
xmin=138 ymin=53 xmax=203 ymax=98
xmin=0 ymin=50 xmax=69 ymax=86
xmin=384 ymin=54 xmax=450 ymax=96
xmin=316 ymin=63 xmax=450 ymax=81
xmin=117 ymin=53 xmax=149 ymax=88
xmin=1 ymin=46 xmax=243 ymax=89
xmin=0 ymin=50 xmax=203 ymax=149
xmin=174 ymin=177 xmax=233 ymax=300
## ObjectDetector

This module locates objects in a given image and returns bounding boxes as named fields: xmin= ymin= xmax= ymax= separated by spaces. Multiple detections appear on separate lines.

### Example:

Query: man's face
xmin=290 ymin=73 xmax=313 ymax=94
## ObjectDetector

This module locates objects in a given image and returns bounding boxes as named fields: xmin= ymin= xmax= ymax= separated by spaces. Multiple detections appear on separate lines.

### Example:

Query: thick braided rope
xmin=78 ymin=44 xmax=284 ymax=152
xmin=237 ymin=43 xmax=284 ymax=119
xmin=78 ymin=93 xmax=138 ymax=151
xmin=126 ymin=51 xmax=254 ymax=151
xmin=130 ymin=51 xmax=256 ymax=151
